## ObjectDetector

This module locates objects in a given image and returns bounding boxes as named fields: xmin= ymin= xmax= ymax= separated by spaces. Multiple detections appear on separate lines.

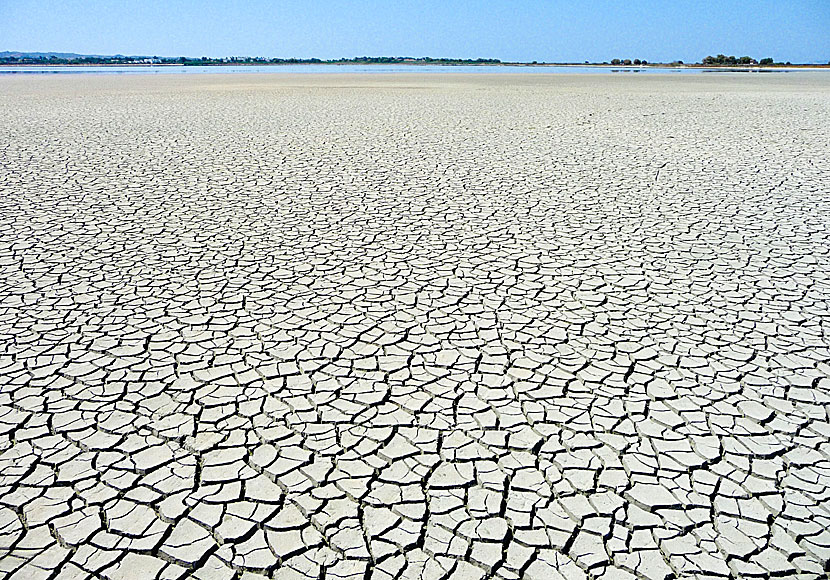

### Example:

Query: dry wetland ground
xmin=1 ymin=72 xmax=830 ymax=579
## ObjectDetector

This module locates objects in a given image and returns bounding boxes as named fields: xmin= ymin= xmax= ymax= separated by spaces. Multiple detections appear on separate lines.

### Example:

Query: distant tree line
xmin=0 ymin=54 xmax=502 ymax=66
xmin=701 ymin=54 xmax=790 ymax=66
xmin=0 ymin=55 xmax=155 ymax=65
xmin=3 ymin=53 xmax=825 ymax=67
xmin=175 ymin=56 xmax=503 ymax=66
xmin=609 ymin=59 xmax=648 ymax=65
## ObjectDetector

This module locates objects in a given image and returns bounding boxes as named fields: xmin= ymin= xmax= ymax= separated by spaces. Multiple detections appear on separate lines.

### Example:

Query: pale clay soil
xmin=1 ymin=73 xmax=830 ymax=579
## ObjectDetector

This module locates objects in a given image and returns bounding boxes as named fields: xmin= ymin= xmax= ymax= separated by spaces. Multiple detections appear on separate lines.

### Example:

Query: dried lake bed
xmin=1 ymin=73 xmax=830 ymax=579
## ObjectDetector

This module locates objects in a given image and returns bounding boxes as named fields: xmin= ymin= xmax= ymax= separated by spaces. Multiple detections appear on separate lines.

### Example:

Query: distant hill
xmin=0 ymin=51 xmax=136 ymax=59
xmin=3 ymin=51 xmax=87 ymax=59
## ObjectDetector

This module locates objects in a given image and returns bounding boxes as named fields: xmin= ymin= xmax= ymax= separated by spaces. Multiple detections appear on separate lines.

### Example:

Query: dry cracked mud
xmin=1 ymin=72 xmax=830 ymax=579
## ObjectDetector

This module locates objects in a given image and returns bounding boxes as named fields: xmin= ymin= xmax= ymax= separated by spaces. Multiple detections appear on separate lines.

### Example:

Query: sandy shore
xmin=1 ymin=73 xmax=830 ymax=579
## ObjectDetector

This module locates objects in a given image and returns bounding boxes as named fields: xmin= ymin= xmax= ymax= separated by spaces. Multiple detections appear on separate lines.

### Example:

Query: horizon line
xmin=3 ymin=51 xmax=827 ymax=66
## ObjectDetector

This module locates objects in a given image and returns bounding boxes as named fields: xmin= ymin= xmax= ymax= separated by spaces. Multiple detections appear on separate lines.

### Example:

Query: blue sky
xmin=2 ymin=0 xmax=828 ymax=63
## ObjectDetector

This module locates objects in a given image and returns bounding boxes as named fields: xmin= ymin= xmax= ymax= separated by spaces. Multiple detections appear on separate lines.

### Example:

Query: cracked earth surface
xmin=1 ymin=73 xmax=830 ymax=579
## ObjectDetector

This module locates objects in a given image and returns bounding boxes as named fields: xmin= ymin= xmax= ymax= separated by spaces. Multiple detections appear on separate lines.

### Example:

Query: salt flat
xmin=1 ymin=72 xmax=829 ymax=579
